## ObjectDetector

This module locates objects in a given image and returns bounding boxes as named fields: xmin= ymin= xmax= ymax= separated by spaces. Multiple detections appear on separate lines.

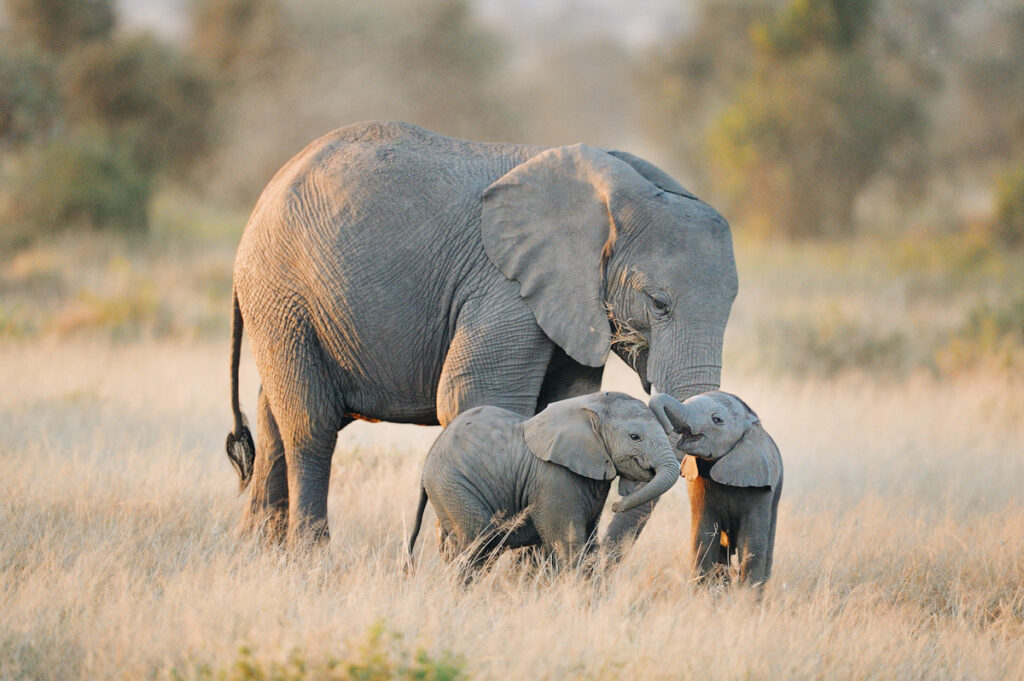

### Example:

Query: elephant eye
xmin=629 ymin=433 xmax=642 ymax=442
xmin=711 ymin=414 xmax=724 ymax=425
xmin=645 ymin=290 xmax=671 ymax=317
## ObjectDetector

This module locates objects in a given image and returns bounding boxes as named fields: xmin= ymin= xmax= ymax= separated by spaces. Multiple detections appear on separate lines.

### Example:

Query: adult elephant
xmin=225 ymin=121 xmax=738 ymax=546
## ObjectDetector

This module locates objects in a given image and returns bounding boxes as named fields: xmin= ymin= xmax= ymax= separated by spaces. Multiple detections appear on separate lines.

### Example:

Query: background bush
xmin=11 ymin=132 xmax=150 ymax=236
xmin=995 ymin=163 xmax=1024 ymax=247
xmin=0 ymin=0 xmax=213 ymax=240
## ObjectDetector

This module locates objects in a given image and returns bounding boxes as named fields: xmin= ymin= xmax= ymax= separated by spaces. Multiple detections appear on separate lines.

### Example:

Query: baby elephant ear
xmin=710 ymin=424 xmax=782 ymax=490
xmin=523 ymin=395 xmax=616 ymax=481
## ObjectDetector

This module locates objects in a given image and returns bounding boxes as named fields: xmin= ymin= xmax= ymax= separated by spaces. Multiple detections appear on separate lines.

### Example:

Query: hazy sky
xmin=117 ymin=0 xmax=694 ymax=50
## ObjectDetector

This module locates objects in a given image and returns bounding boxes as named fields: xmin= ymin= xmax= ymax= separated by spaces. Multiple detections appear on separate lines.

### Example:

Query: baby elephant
xmin=408 ymin=392 xmax=681 ymax=570
xmin=650 ymin=391 xmax=783 ymax=587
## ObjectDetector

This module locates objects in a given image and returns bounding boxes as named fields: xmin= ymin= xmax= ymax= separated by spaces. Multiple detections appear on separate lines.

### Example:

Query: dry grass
xmin=2 ymin=225 xmax=1022 ymax=679
xmin=2 ymin=336 xmax=1022 ymax=680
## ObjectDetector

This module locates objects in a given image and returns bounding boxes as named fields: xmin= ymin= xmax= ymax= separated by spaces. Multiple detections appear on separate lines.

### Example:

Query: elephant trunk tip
xmin=226 ymin=422 xmax=255 ymax=492
xmin=613 ymin=457 xmax=680 ymax=514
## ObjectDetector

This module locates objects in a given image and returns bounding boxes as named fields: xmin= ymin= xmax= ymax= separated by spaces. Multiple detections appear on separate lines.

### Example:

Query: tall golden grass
xmin=2 ymin=228 xmax=1023 ymax=679
xmin=2 ymin=337 xmax=1021 ymax=680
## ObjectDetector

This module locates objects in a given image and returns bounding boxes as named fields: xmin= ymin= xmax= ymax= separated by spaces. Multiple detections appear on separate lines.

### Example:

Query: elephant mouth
xmin=674 ymin=428 xmax=707 ymax=454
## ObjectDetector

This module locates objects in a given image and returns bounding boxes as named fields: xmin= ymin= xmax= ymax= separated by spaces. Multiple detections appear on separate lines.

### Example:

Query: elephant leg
xmin=282 ymin=421 xmax=344 ymax=546
xmin=684 ymin=478 xmax=726 ymax=583
xmin=735 ymin=522 xmax=770 ymax=586
xmin=256 ymin=332 xmax=348 ymax=546
xmin=435 ymin=301 xmax=552 ymax=425
xmin=535 ymin=347 xmax=603 ymax=411
xmin=736 ymin=493 xmax=779 ymax=587
xmin=691 ymin=514 xmax=728 ymax=583
xmin=764 ymin=480 xmax=782 ymax=580
xmin=435 ymin=520 xmax=458 ymax=563
xmin=458 ymin=509 xmax=508 ymax=580
xmin=603 ymin=495 xmax=655 ymax=554
xmin=534 ymin=510 xmax=591 ymax=572
xmin=239 ymin=386 xmax=289 ymax=542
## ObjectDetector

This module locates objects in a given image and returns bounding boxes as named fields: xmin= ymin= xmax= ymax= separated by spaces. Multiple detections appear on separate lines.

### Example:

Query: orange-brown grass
xmin=2 ymin=340 xmax=1022 ymax=680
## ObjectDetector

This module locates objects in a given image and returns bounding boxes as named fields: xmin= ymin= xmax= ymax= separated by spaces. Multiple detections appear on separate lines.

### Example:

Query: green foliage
xmin=710 ymin=0 xmax=919 ymax=237
xmin=63 ymin=35 xmax=216 ymax=178
xmin=641 ymin=0 xmax=774 ymax=184
xmin=755 ymin=0 xmax=875 ymax=55
xmin=935 ymin=294 xmax=1024 ymax=374
xmin=0 ymin=5 xmax=216 ymax=241
xmin=4 ymin=0 xmax=114 ymax=54
xmin=708 ymin=49 xmax=919 ymax=237
xmin=646 ymin=0 xmax=931 ymax=238
xmin=0 ymin=45 xmax=59 ymax=146
xmin=175 ymin=623 xmax=469 ymax=681
xmin=10 ymin=131 xmax=150 ymax=236
xmin=994 ymin=163 xmax=1024 ymax=247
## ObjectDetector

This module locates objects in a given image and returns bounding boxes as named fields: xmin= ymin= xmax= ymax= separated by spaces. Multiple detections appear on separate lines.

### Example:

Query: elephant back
xmin=424 ymin=406 xmax=527 ymax=485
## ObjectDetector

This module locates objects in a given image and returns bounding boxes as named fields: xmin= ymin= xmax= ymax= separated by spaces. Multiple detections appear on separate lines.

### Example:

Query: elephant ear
xmin=604 ymin=150 xmax=698 ymax=200
xmin=709 ymin=423 xmax=782 ymax=490
xmin=482 ymin=144 xmax=654 ymax=367
xmin=523 ymin=395 xmax=616 ymax=481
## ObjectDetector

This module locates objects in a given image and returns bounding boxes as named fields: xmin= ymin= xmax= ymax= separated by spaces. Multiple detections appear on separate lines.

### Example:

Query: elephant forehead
xmin=606 ymin=397 xmax=657 ymax=423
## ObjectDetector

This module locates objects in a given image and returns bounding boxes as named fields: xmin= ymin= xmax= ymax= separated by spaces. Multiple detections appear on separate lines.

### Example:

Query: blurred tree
xmin=396 ymin=0 xmax=510 ymax=139
xmin=189 ymin=0 xmax=292 ymax=82
xmin=995 ymin=163 xmax=1024 ymax=246
xmin=0 ymin=45 xmax=59 ymax=147
xmin=950 ymin=4 xmax=1024 ymax=170
xmin=756 ymin=0 xmax=874 ymax=55
xmin=10 ymin=130 xmax=150 ymax=236
xmin=4 ymin=0 xmax=114 ymax=55
xmin=645 ymin=0 xmax=924 ymax=237
xmin=196 ymin=0 xmax=518 ymax=205
xmin=642 ymin=0 xmax=775 ymax=187
xmin=0 ymin=2 xmax=216 ymax=240
xmin=712 ymin=0 xmax=921 ymax=237
xmin=63 ymin=35 xmax=216 ymax=179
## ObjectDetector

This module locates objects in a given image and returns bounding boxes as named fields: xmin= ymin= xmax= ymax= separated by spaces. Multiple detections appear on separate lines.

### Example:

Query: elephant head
xmin=649 ymin=391 xmax=781 ymax=489
xmin=481 ymin=145 xmax=738 ymax=404
xmin=522 ymin=392 xmax=681 ymax=513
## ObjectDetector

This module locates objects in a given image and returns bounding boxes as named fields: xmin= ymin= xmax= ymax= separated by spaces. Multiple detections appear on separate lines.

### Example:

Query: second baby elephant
xmin=650 ymin=391 xmax=783 ymax=586
xmin=408 ymin=392 xmax=680 ymax=570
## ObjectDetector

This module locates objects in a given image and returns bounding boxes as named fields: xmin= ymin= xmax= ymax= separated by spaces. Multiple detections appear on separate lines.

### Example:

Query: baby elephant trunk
xmin=613 ymin=444 xmax=681 ymax=513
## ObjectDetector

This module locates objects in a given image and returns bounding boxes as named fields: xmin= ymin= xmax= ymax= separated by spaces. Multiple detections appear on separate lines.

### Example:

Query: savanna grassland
xmin=2 ymin=217 xmax=1023 ymax=680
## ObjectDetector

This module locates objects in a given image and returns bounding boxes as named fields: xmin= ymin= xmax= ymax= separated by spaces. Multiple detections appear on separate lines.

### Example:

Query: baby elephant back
xmin=424 ymin=405 xmax=525 ymax=482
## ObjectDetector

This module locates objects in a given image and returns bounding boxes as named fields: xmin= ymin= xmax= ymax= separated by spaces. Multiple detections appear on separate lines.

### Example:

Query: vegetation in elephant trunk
xmin=612 ymin=441 xmax=681 ymax=513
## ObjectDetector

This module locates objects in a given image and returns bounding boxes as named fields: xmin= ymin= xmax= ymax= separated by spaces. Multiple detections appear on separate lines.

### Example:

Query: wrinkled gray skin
xmin=226 ymin=121 xmax=737 ymax=546
xmin=650 ymin=391 xmax=782 ymax=587
xmin=408 ymin=393 xmax=680 ymax=570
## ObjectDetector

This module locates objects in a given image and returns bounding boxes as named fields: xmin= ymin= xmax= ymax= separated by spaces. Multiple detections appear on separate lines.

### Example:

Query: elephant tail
xmin=225 ymin=286 xmax=255 ymax=492
xmin=408 ymin=487 xmax=429 ymax=562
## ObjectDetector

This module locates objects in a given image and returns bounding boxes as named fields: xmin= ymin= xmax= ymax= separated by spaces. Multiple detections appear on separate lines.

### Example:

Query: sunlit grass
xmin=1 ymin=340 xmax=1021 ymax=680
xmin=1 ymin=230 xmax=1022 ymax=678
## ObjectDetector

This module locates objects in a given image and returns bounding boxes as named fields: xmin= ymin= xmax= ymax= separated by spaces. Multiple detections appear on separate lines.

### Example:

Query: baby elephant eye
xmin=629 ymin=433 xmax=642 ymax=441
xmin=711 ymin=415 xmax=724 ymax=425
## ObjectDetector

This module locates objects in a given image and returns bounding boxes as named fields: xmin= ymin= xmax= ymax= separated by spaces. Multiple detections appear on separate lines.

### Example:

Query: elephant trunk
xmin=613 ymin=444 xmax=681 ymax=513
xmin=649 ymin=393 xmax=697 ymax=435
xmin=648 ymin=323 xmax=724 ymax=402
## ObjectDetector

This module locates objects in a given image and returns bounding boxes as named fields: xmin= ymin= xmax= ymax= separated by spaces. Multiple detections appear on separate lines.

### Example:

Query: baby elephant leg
xmin=691 ymin=511 xmax=729 ymax=581
xmin=735 ymin=503 xmax=774 ymax=586
xmin=536 ymin=511 xmax=594 ymax=572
